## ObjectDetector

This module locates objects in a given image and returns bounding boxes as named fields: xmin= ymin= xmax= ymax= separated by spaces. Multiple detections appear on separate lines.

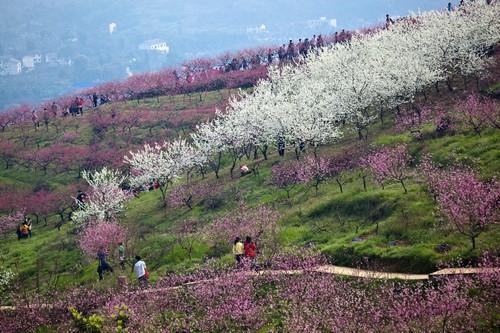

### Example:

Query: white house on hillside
xmin=0 ymin=57 xmax=22 ymax=75
xmin=139 ymin=39 xmax=170 ymax=54
xmin=22 ymin=56 xmax=36 ymax=70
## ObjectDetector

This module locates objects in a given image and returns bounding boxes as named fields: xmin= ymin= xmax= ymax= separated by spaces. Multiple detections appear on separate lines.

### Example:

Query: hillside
xmin=0 ymin=63 xmax=498 ymax=292
xmin=0 ymin=4 xmax=500 ymax=331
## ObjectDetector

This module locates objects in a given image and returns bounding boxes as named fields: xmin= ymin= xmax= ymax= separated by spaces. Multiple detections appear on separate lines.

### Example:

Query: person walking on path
xmin=232 ymin=237 xmax=244 ymax=267
xmin=133 ymin=255 xmax=148 ymax=288
xmin=118 ymin=242 xmax=125 ymax=269
xmin=244 ymin=236 xmax=257 ymax=270
xmin=97 ymin=247 xmax=113 ymax=280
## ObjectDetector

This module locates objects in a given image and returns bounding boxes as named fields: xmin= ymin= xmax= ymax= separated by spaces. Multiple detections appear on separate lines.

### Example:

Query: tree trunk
xmin=212 ymin=152 xmax=222 ymax=179
xmin=471 ymin=236 xmax=476 ymax=250
xmin=446 ymin=77 xmax=453 ymax=92
xmin=400 ymin=179 xmax=407 ymax=194
xmin=261 ymin=145 xmax=268 ymax=160
xmin=336 ymin=178 xmax=343 ymax=193
xmin=159 ymin=185 xmax=168 ymax=207
xmin=362 ymin=176 xmax=367 ymax=191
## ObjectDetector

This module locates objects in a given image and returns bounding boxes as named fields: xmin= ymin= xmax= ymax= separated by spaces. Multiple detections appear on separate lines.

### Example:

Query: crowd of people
xmin=93 ymin=235 xmax=258 ymax=287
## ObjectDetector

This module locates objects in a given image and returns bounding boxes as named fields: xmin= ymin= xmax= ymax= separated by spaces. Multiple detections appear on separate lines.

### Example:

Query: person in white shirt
xmin=133 ymin=255 xmax=148 ymax=288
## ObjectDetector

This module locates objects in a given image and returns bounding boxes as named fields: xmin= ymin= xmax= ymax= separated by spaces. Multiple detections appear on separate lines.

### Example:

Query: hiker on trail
xmin=303 ymin=38 xmax=310 ymax=56
xmin=230 ymin=58 xmax=239 ymax=71
xmin=278 ymin=44 xmax=286 ymax=62
xmin=287 ymin=40 xmax=295 ymax=61
xmin=100 ymin=95 xmax=109 ymax=105
xmin=31 ymin=110 xmax=39 ymax=129
xmin=267 ymin=49 xmax=273 ymax=65
xmin=77 ymin=97 xmax=84 ymax=115
xmin=277 ymin=135 xmax=285 ymax=157
xmin=118 ymin=242 xmax=125 ymax=269
xmin=316 ymin=35 xmax=324 ymax=48
xmin=241 ymin=58 xmax=248 ymax=70
xmin=232 ymin=237 xmax=244 ymax=266
xmin=297 ymin=38 xmax=304 ymax=56
xmin=50 ymin=102 xmax=58 ymax=117
xmin=339 ymin=30 xmax=347 ymax=42
xmin=244 ymin=236 xmax=257 ymax=269
xmin=92 ymin=93 xmax=98 ymax=108
xmin=69 ymin=99 xmax=78 ymax=116
xmin=97 ymin=247 xmax=113 ymax=280
xmin=311 ymin=35 xmax=317 ymax=49
xmin=386 ymin=14 xmax=395 ymax=28
xmin=133 ymin=255 xmax=148 ymax=288
xmin=76 ymin=190 xmax=86 ymax=206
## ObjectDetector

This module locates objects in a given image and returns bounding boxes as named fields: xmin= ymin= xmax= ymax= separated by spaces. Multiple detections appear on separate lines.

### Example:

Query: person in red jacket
xmin=244 ymin=236 xmax=257 ymax=269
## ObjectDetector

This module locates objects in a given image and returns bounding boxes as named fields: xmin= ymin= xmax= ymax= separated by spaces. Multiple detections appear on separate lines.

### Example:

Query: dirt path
xmin=2 ymin=265 xmax=498 ymax=310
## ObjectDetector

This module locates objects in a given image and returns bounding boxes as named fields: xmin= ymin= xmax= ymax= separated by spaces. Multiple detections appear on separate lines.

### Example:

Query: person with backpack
xmin=97 ymin=247 xmax=113 ymax=280
xmin=133 ymin=255 xmax=148 ymax=288
xmin=244 ymin=236 xmax=257 ymax=269
xmin=232 ymin=237 xmax=244 ymax=266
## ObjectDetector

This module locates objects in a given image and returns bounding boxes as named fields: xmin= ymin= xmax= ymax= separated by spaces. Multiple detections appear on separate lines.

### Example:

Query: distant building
xmin=139 ymin=39 xmax=170 ymax=54
xmin=0 ymin=57 xmax=22 ymax=76
xmin=22 ymin=56 xmax=36 ymax=70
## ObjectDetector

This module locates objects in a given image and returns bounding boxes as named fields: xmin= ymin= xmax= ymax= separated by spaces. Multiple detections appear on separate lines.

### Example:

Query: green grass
xmin=0 ymin=84 xmax=499 ymax=292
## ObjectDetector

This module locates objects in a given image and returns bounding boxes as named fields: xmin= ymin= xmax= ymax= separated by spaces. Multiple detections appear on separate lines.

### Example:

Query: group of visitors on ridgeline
xmin=232 ymin=236 xmax=257 ymax=269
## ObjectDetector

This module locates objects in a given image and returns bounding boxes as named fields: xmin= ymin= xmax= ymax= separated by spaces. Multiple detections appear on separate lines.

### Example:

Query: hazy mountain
xmin=0 ymin=0 xmax=450 ymax=108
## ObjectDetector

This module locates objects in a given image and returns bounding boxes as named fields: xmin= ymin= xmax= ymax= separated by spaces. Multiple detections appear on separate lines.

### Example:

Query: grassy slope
xmin=0 ymin=83 xmax=499 ymax=291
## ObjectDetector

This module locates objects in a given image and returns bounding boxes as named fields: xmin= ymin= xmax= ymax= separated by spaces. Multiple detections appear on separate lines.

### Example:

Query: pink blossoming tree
xmin=78 ymin=221 xmax=126 ymax=257
xmin=433 ymin=168 xmax=499 ymax=249
xmin=360 ymin=145 xmax=411 ymax=193
xmin=271 ymin=161 xmax=301 ymax=198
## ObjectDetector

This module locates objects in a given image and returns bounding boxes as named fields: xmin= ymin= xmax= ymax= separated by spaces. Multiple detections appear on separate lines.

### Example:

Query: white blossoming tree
xmin=72 ymin=167 xmax=129 ymax=227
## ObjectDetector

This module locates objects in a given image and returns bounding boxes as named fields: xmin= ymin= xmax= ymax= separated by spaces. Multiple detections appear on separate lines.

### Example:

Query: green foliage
xmin=111 ymin=304 xmax=130 ymax=333
xmin=0 ymin=85 xmax=499 ymax=290
xmin=70 ymin=307 xmax=104 ymax=333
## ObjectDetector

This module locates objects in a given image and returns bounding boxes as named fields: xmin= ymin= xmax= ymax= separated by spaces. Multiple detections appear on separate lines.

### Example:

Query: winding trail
xmin=1 ymin=265 xmax=498 ymax=310
xmin=138 ymin=264 xmax=499 ymax=295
